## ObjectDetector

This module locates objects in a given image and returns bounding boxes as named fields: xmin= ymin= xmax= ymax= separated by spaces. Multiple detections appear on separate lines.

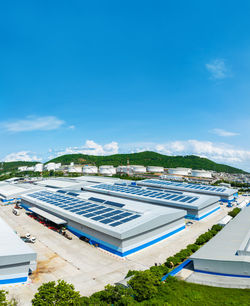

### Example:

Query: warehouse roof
xmin=0 ymin=216 xmax=36 ymax=266
xmin=83 ymin=182 xmax=219 ymax=211
xmin=21 ymin=188 xmax=185 ymax=240
xmin=0 ymin=182 xmax=39 ymax=199
xmin=138 ymin=179 xmax=237 ymax=197
xmin=191 ymin=206 xmax=250 ymax=261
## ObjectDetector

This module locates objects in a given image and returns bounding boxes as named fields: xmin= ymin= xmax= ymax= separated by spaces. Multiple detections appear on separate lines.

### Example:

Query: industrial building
xmin=83 ymin=182 xmax=220 ymax=220
xmin=191 ymin=207 xmax=250 ymax=278
xmin=138 ymin=179 xmax=238 ymax=202
xmin=0 ymin=216 xmax=36 ymax=284
xmin=21 ymin=189 xmax=186 ymax=257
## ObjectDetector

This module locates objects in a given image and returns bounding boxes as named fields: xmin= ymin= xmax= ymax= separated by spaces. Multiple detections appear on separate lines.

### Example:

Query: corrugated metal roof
xmin=29 ymin=207 xmax=67 ymax=225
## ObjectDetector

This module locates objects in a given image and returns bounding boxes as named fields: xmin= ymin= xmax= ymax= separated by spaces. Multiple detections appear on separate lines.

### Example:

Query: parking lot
xmin=0 ymin=203 xmax=231 ymax=305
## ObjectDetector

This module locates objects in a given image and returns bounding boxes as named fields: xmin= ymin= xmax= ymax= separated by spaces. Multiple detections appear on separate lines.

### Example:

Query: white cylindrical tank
xmin=99 ymin=165 xmax=116 ymax=176
xmin=117 ymin=166 xmax=131 ymax=174
xmin=191 ymin=170 xmax=212 ymax=178
xmin=46 ymin=163 xmax=56 ymax=171
xmin=168 ymin=168 xmax=191 ymax=176
xmin=131 ymin=165 xmax=147 ymax=174
xmin=82 ymin=165 xmax=98 ymax=174
xmin=34 ymin=163 xmax=43 ymax=172
xmin=147 ymin=166 xmax=164 ymax=173
xmin=68 ymin=166 xmax=82 ymax=173
xmin=55 ymin=163 xmax=61 ymax=169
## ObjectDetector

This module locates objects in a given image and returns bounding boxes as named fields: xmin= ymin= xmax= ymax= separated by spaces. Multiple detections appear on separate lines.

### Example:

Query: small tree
xmin=32 ymin=280 xmax=81 ymax=305
xmin=128 ymin=270 xmax=160 ymax=302
xmin=90 ymin=284 xmax=133 ymax=305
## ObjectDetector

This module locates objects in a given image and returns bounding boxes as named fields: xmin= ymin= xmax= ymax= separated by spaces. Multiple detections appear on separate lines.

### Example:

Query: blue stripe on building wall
xmin=21 ymin=202 xmax=185 ymax=257
xmin=0 ymin=277 xmax=27 ymax=285
xmin=194 ymin=269 xmax=250 ymax=278
xmin=67 ymin=225 xmax=185 ymax=257
xmin=186 ymin=206 xmax=220 ymax=221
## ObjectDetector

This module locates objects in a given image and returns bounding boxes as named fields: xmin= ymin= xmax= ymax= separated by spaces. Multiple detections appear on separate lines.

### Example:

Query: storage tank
xmin=99 ymin=165 xmax=116 ymax=176
xmin=82 ymin=165 xmax=98 ymax=174
xmin=191 ymin=170 xmax=212 ymax=178
xmin=34 ymin=163 xmax=43 ymax=172
xmin=68 ymin=166 xmax=82 ymax=173
xmin=147 ymin=166 xmax=164 ymax=173
xmin=168 ymin=168 xmax=191 ymax=176
xmin=117 ymin=166 xmax=131 ymax=174
xmin=46 ymin=163 xmax=57 ymax=171
xmin=131 ymin=165 xmax=147 ymax=174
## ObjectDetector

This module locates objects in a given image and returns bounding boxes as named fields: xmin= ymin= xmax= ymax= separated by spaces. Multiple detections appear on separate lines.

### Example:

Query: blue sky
xmin=1 ymin=1 xmax=250 ymax=170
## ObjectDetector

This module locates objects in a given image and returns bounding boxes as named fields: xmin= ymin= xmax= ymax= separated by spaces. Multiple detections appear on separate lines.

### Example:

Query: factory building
xmin=0 ymin=216 xmax=36 ymax=284
xmin=191 ymin=207 xmax=250 ymax=278
xmin=138 ymin=179 xmax=238 ymax=202
xmin=21 ymin=189 xmax=186 ymax=257
xmin=83 ymin=182 xmax=220 ymax=220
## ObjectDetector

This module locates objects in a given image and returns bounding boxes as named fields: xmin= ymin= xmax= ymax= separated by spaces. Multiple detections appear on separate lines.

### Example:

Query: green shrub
xmin=228 ymin=208 xmax=241 ymax=218
xmin=211 ymin=224 xmax=223 ymax=232
xmin=186 ymin=244 xmax=199 ymax=252
xmin=126 ymin=270 xmax=140 ymax=278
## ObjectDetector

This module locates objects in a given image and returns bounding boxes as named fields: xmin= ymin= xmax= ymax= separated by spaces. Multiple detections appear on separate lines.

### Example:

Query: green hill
xmin=47 ymin=151 xmax=246 ymax=174
xmin=0 ymin=161 xmax=37 ymax=174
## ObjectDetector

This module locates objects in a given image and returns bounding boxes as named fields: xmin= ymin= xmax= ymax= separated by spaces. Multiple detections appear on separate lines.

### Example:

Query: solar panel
xmin=89 ymin=197 xmax=105 ymax=203
xmin=26 ymin=191 xmax=141 ymax=227
xmin=104 ymin=200 xmax=124 ymax=208
xmin=88 ymin=183 xmax=199 ymax=205
xmin=140 ymin=179 xmax=227 ymax=193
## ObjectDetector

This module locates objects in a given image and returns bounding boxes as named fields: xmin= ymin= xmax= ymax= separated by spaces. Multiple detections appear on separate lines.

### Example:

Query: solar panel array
xmin=88 ymin=183 xmax=199 ymax=204
xmin=26 ymin=191 xmax=140 ymax=227
xmin=141 ymin=180 xmax=226 ymax=192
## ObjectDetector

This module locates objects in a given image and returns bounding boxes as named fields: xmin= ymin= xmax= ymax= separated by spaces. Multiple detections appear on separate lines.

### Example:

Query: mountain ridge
xmin=46 ymin=151 xmax=246 ymax=174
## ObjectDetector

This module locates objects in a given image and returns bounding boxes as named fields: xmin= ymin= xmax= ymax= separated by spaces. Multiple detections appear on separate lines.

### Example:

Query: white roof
xmin=191 ymin=207 xmax=250 ymax=261
xmin=0 ymin=216 xmax=36 ymax=265
xmin=21 ymin=188 xmax=185 ymax=240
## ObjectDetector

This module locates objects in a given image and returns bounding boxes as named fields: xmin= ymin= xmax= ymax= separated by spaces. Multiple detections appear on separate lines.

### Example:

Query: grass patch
xmin=142 ymin=277 xmax=250 ymax=305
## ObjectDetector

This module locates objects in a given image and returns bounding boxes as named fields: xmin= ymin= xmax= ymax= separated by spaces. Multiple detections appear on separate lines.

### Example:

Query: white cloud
xmin=121 ymin=140 xmax=250 ymax=170
xmin=56 ymin=140 xmax=119 ymax=156
xmin=205 ymin=59 xmax=230 ymax=79
xmin=211 ymin=128 xmax=239 ymax=137
xmin=2 ymin=116 xmax=65 ymax=132
xmin=4 ymin=151 xmax=41 ymax=162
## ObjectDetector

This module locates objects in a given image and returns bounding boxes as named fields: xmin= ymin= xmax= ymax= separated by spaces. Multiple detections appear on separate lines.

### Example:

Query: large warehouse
xmin=0 ymin=216 xmax=37 ymax=284
xmin=21 ymin=188 xmax=186 ymax=257
xmin=83 ymin=182 xmax=220 ymax=220
xmin=137 ymin=179 xmax=238 ymax=202
xmin=191 ymin=206 xmax=250 ymax=278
